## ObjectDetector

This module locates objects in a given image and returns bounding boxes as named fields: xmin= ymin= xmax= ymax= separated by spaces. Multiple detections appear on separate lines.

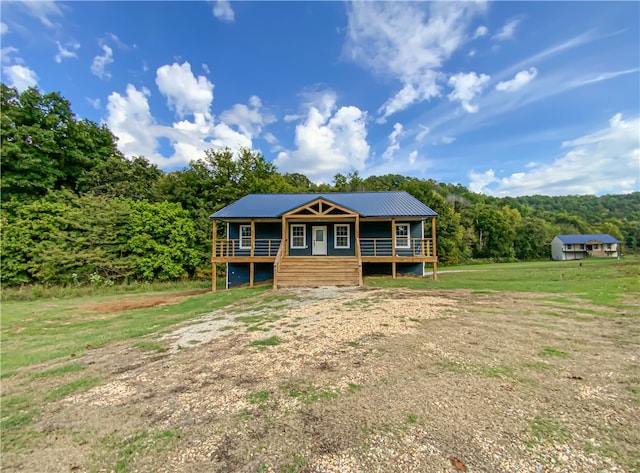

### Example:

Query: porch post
xmin=250 ymin=263 xmax=255 ymax=287
xmin=281 ymin=217 xmax=288 ymax=257
xmin=432 ymin=217 xmax=438 ymax=281
xmin=212 ymin=220 xmax=217 ymax=292
xmin=391 ymin=218 xmax=397 ymax=279
xmin=250 ymin=219 xmax=255 ymax=258
xmin=355 ymin=215 xmax=363 ymax=286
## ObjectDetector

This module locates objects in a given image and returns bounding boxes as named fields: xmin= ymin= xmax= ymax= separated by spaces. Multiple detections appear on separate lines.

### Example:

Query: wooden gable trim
xmin=282 ymin=198 xmax=359 ymax=218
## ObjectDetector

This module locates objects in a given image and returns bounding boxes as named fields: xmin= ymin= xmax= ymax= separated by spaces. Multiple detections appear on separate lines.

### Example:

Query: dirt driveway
xmin=3 ymin=287 xmax=639 ymax=472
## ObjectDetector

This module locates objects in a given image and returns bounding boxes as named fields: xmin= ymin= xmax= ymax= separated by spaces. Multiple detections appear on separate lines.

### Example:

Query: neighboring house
xmin=210 ymin=192 xmax=438 ymax=289
xmin=551 ymin=234 xmax=620 ymax=261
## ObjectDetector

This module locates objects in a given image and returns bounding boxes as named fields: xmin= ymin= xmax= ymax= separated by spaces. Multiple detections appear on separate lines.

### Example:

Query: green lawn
xmin=367 ymin=256 xmax=639 ymax=309
xmin=1 ymin=286 xmax=269 ymax=378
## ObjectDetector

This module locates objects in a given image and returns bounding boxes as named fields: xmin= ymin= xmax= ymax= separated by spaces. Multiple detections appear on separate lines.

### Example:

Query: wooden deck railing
xmin=359 ymin=238 xmax=434 ymax=257
xmin=214 ymin=239 xmax=281 ymax=258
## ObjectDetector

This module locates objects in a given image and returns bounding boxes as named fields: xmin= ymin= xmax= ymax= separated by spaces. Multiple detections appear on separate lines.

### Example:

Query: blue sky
xmin=1 ymin=1 xmax=639 ymax=196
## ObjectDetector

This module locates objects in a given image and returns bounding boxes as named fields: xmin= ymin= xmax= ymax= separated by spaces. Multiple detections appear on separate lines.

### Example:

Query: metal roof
xmin=210 ymin=191 xmax=438 ymax=219
xmin=555 ymin=234 xmax=620 ymax=244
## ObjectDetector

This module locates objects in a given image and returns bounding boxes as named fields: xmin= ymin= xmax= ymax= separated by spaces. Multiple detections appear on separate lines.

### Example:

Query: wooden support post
xmin=250 ymin=262 xmax=255 ymax=287
xmin=433 ymin=262 xmax=438 ymax=281
xmin=212 ymin=220 xmax=217 ymax=292
xmin=431 ymin=217 xmax=437 ymax=258
xmin=281 ymin=217 xmax=287 ymax=257
xmin=250 ymin=219 xmax=255 ymax=258
xmin=391 ymin=218 xmax=396 ymax=278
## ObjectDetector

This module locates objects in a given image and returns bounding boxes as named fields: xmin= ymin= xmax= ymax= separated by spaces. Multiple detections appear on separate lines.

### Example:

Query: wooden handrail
xmin=215 ymin=238 xmax=281 ymax=258
xmin=273 ymin=243 xmax=284 ymax=288
xmin=359 ymin=238 xmax=433 ymax=257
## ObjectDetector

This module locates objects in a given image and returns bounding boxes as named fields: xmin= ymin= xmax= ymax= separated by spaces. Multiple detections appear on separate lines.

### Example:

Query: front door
xmin=312 ymin=226 xmax=327 ymax=255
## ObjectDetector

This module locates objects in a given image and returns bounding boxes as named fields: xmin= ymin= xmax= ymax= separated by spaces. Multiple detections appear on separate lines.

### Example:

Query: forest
xmin=2 ymin=84 xmax=638 ymax=287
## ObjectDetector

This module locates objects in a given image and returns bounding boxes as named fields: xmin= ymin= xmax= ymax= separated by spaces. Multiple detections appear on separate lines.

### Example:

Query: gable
xmin=283 ymin=198 xmax=358 ymax=218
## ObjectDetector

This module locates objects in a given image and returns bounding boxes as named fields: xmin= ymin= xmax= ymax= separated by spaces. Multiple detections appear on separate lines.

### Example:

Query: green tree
xmin=0 ymin=84 xmax=121 ymax=201
xmin=76 ymin=155 xmax=163 ymax=201
xmin=514 ymin=217 xmax=559 ymax=260
xmin=127 ymin=201 xmax=200 ymax=280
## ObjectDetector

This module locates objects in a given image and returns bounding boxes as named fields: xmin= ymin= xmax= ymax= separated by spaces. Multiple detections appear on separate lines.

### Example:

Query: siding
xmin=227 ymin=263 xmax=274 ymax=288
xmin=288 ymin=222 xmax=356 ymax=257
xmin=362 ymin=262 xmax=423 ymax=276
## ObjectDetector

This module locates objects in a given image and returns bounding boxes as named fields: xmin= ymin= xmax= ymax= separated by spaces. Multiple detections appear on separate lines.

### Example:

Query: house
xmin=210 ymin=191 xmax=438 ymax=289
xmin=551 ymin=234 xmax=620 ymax=261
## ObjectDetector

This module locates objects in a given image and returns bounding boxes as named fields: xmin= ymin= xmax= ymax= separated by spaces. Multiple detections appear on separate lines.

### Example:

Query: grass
xmin=100 ymin=429 xmax=178 ymax=473
xmin=1 ymin=285 xmax=269 ymax=377
xmin=132 ymin=341 xmax=167 ymax=353
xmin=44 ymin=376 xmax=102 ymax=402
xmin=524 ymin=415 xmax=570 ymax=448
xmin=2 ymin=279 xmax=213 ymax=302
xmin=249 ymin=336 xmax=281 ymax=347
xmin=281 ymin=382 xmax=341 ymax=404
xmin=248 ymin=390 xmax=271 ymax=405
xmin=236 ymin=312 xmax=282 ymax=332
xmin=539 ymin=346 xmax=570 ymax=358
xmin=367 ymin=257 xmax=639 ymax=309
xmin=33 ymin=363 xmax=86 ymax=378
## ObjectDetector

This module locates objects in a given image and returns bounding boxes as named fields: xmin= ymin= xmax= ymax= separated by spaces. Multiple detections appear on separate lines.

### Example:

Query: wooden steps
xmin=275 ymin=257 xmax=361 ymax=288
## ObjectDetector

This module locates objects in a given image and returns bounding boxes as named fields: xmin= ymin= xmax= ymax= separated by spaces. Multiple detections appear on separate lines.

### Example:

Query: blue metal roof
xmin=210 ymin=192 xmax=438 ymax=219
xmin=555 ymin=234 xmax=620 ymax=244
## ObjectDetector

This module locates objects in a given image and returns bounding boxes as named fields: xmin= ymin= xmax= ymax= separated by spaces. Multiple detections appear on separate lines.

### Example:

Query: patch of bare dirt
xmin=83 ymin=289 xmax=210 ymax=314
xmin=2 ymin=288 xmax=639 ymax=473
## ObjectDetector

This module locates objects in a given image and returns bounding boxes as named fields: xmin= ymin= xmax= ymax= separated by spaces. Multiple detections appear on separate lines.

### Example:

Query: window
xmin=239 ymin=225 xmax=251 ymax=249
xmin=395 ymin=223 xmax=410 ymax=248
xmin=290 ymin=224 xmax=306 ymax=249
xmin=334 ymin=224 xmax=350 ymax=249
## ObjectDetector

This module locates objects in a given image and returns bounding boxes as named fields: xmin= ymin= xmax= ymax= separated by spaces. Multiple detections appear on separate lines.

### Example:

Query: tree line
xmin=2 ymin=84 xmax=638 ymax=286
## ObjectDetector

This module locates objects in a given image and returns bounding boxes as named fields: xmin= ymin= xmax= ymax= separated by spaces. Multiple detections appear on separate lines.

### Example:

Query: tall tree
xmin=1 ymin=84 xmax=121 ymax=201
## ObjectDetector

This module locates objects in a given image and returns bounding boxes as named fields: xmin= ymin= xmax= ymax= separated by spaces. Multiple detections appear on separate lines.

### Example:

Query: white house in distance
xmin=551 ymin=234 xmax=620 ymax=261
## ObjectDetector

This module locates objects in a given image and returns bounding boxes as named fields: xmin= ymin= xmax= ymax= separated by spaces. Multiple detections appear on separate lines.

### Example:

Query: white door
xmin=312 ymin=226 xmax=327 ymax=255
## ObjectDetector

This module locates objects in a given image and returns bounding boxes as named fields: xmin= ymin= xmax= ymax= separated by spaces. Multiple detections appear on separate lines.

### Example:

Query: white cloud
xmin=440 ymin=136 xmax=456 ymax=145
xmin=492 ymin=18 xmax=521 ymax=41
xmin=202 ymin=63 xmax=210 ymax=74
xmin=447 ymin=71 xmax=490 ymax=113
xmin=2 ymin=64 xmax=38 ymax=91
xmin=416 ymin=125 xmax=430 ymax=142
xmin=54 ymin=41 xmax=79 ymax=63
xmin=107 ymin=85 xmax=158 ymax=160
xmin=344 ymin=1 xmax=486 ymax=121
xmin=274 ymin=92 xmax=369 ymax=182
xmin=219 ymin=95 xmax=275 ymax=137
xmin=213 ymin=0 xmax=235 ymax=22
xmin=383 ymin=123 xmax=404 ymax=160
xmin=469 ymin=114 xmax=640 ymax=196
xmin=19 ymin=0 xmax=62 ymax=28
xmin=263 ymin=132 xmax=278 ymax=145
xmin=156 ymin=62 xmax=214 ymax=118
xmin=474 ymin=25 xmax=488 ymax=39
xmin=496 ymin=67 xmax=538 ymax=92
xmin=1 ymin=22 xmax=8 ymax=35
xmin=86 ymin=97 xmax=101 ymax=109
xmin=91 ymin=44 xmax=113 ymax=79
xmin=408 ymin=150 xmax=418 ymax=165
xmin=107 ymin=69 xmax=273 ymax=169
xmin=106 ymin=33 xmax=132 ymax=50
xmin=1 ymin=46 xmax=20 ymax=64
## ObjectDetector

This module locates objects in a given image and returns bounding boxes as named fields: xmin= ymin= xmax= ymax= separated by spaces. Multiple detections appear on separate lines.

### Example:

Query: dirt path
xmin=3 ymin=288 xmax=639 ymax=472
